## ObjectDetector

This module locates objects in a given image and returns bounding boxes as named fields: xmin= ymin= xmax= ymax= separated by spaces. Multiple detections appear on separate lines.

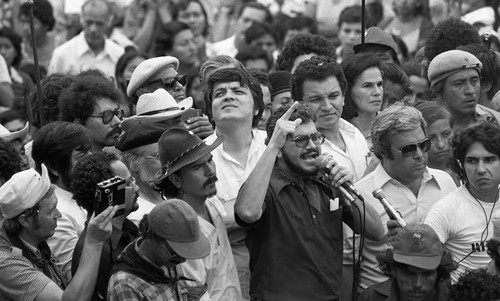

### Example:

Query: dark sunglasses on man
xmin=89 ymin=108 xmax=125 ymax=124
xmin=391 ymin=137 xmax=431 ymax=157
xmin=144 ymin=74 xmax=188 ymax=90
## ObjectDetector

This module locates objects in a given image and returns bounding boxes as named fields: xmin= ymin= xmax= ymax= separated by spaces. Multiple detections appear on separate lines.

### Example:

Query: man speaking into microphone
xmin=235 ymin=102 xmax=384 ymax=301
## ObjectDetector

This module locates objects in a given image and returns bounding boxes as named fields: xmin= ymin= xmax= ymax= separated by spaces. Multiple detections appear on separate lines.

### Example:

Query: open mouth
xmin=221 ymin=104 xmax=237 ymax=110
xmin=300 ymin=152 xmax=319 ymax=163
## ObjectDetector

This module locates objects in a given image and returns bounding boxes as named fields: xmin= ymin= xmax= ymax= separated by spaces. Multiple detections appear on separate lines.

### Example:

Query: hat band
xmin=139 ymin=107 xmax=182 ymax=116
xmin=164 ymin=141 xmax=205 ymax=175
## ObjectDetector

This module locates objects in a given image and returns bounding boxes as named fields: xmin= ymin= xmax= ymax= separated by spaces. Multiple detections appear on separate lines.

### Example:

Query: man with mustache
xmin=154 ymin=127 xmax=242 ymax=300
xmin=426 ymin=122 xmax=500 ymax=282
xmin=428 ymin=49 xmax=500 ymax=130
xmin=352 ymin=105 xmax=457 ymax=291
xmin=59 ymin=71 xmax=123 ymax=152
xmin=235 ymin=103 xmax=384 ymax=300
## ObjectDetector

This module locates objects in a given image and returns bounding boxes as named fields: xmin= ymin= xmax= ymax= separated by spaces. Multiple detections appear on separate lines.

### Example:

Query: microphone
xmin=314 ymin=154 xmax=364 ymax=201
xmin=372 ymin=189 xmax=406 ymax=228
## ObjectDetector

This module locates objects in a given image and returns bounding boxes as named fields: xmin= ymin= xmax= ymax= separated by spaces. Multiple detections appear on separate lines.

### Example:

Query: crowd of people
xmin=2 ymin=0 xmax=500 ymax=300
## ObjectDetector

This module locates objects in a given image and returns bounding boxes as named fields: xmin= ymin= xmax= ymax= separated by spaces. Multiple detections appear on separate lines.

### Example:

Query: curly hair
xmin=204 ymin=68 xmax=264 ymax=128
xmin=30 ymin=73 xmax=75 ymax=128
xmin=424 ymin=18 xmax=481 ymax=61
xmin=487 ymin=238 xmax=500 ymax=263
xmin=70 ymin=152 xmax=118 ymax=214
xmin=452 ymin=122 xmax=500 ymax=181
xmin=58 ymin=70 xmax=122 ymax=123
xmin=449 ymin=269 xmax=500 ymax=300
xmin=371 ymin=104 xmax=427 ymax=160
xmin=0 ymin=28 xmax=22 ymax=68
xmin=340 ymin=53 xmax=383 ymax=121
xmin=0 ymin=138 xmax=22 ymax=183
xmin=276 ymin=34 xmax=336 ymax=72
xmin=291 ymin=56 xmax=347 ymax=102
xmin=19 ymin=0 xmax=55 ymax=31
xmin=265 ymin=103 xmax=314 ymax=144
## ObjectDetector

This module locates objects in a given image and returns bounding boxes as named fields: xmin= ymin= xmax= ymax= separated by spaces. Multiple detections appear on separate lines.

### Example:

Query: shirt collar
xmin=18 ymin=236 xmax=41 ymax=257
xmin=374 ymin=163 xmax=438 ymax=189
xmin=75 ymin=31 xmax=115 ymax=59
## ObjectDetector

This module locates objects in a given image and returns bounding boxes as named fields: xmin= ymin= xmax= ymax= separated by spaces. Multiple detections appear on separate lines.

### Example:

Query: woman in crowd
xmin=177 ymin=0 xmax=211 ymax=62
xmin=415 ymin=100 xmax=460 ymax=186
xmin=115 ymin=47 xmax=148 ymax=117
xmin=0 ymin=28 xmax=34 ymax=119
xmin=341 ymin=53 xmax=384 ymax=146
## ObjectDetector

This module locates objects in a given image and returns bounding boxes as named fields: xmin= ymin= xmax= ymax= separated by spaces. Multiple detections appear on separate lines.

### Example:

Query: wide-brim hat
xmin=392 ymin=224 xmax=443 ymax=270
xmin=115 ymin=122 xmax=167 ymax=152
xmin=121 ymin=88 xmax=192 ymax=130
xmin=155 ymin=128 xmax=224 ymax=181
xmin=0 ymin=121 xmax=29 ymax=142
xmin=353 ymin=27 xmax=398 ymax=56
xmin=127 ymin=56 xmax=180 ymax=96
xmin=149 ymin=199 xmax=210 ymax=259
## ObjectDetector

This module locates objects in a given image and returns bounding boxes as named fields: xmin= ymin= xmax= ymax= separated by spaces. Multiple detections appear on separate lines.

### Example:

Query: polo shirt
xmin=48 ymin=32 xmax=124 ymax=78
xmin=235 ymin=161 xmax=351 ymax=300
xmin=353 ymin=164 xmax=457 ymax=289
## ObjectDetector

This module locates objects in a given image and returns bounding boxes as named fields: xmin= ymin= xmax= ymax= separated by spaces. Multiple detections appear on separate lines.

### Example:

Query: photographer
xmin=70 ymin=152 xmax=140 ymax=301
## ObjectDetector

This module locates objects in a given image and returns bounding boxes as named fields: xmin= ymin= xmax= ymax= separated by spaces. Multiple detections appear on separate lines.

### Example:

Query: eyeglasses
xmin=147 ymin=74 xmax=187 ymax=90
xmin=288 ymin=132 xmax=325 ymax=148
xmin=391 ymin=137 xmax=432 ymax=157
xmin=89 ymin=108 xmax=124 ymax=124
xmin=160 ymin=240 xmax=184 ymax=262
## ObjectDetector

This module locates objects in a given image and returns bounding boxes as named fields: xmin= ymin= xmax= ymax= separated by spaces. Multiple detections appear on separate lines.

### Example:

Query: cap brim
xmin=155 ymin=135 xmax=225 ymax=182
xmin=167 ymin=231 xmax=210 ymax=259
xmin=121 ymin=97 xmax=193 ymax=129
xmin=393 ymin=253 xmax=441 ymax=270
xmin=0 ymin=122 xmax=29 ymax=142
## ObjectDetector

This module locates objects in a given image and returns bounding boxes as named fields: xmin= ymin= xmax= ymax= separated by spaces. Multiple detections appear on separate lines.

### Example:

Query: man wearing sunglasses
xmin=59 ymin=71 xmax=123 ymax=152
xmin=235 ymin=103 xmax=384 ymax=300
xmin=353 ymin=105 xmax=457 ymax=291
xmin=127 ymin=56 xmax=214 ymax=138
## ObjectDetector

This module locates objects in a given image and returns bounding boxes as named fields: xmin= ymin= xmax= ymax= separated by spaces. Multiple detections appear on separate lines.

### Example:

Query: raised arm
xmin=235 ymin=102 xmax=301 ymax=223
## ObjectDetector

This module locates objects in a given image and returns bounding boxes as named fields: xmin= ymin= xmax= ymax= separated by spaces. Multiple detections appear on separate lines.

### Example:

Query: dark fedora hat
xmin=155 ymin=128 xmax=224 ymax=181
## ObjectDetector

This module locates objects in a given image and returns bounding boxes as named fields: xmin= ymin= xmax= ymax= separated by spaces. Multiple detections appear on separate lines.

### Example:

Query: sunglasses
xmin=288 ymin=132 xmax=325 ymax=148
xmin=392 ymin=138 xmax=431 ymax=157
xmin=89 ymin=108 xmax=124 ymax=124
xmin=147 ymin=74 xmax=187 ymax=90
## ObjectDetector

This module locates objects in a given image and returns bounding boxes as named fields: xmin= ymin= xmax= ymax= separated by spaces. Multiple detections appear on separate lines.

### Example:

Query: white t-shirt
xmin=425 ymin=185 xmax=500 ymax=283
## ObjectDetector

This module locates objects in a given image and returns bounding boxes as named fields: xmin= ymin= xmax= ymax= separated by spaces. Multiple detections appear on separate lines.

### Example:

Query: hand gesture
xmin=268 ymin=102 xmax=302 ymax=150
xmin=185 ymin=115 xmax=214 ymax=139
xmin=86 ymin=206 xmax=118 ymax=244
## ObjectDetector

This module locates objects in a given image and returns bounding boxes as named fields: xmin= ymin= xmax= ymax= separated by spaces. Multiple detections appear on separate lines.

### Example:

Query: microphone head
xmin=314 ymin=153 xmax=331 ymax=170
xmin=372 ymin=188 xmax=385 ymax=199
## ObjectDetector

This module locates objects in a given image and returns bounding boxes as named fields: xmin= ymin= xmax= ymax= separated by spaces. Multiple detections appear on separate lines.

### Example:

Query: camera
xmin=94 ymin=176 xmax=126 ymax=217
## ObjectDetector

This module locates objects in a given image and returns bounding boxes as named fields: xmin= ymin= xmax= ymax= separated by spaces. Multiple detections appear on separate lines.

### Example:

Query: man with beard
xmin=353 ymin=105 xmax=457 ymax=290
xmin=31 ymin=122 xmax=93 ymax=278
xmin=234 ymin=103 xmax=384 ymax=300
xmin=70 ymin=152 xmax=140 ymax=301
xmin=59 ymin=71 xmax=123 ymax=152
xmin=153 ymin=128 xmax=242 ymax=300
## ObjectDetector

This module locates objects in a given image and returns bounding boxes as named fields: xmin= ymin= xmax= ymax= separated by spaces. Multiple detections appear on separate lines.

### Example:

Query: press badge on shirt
xmin=330 ymin=198 xmax=340 ymax=211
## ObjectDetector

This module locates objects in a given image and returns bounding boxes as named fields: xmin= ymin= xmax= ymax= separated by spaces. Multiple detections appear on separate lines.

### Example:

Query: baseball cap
xmin=428 ymin=50 xmax=482 ymax=87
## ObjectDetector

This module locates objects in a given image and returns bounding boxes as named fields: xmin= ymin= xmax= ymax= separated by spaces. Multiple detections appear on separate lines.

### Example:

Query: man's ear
xmin=481 ymin=82 xmax=493 ymax=94
xmin=168 ymin=174 xmax=181 ymax=189
xmin=18 ymin=214 xmax=31 ymax=228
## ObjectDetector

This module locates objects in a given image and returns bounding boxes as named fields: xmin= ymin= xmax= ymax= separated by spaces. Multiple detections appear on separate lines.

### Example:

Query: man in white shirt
xmin=204 ymin=67 xmax=266 ymax=299
xmin=353 ymin=105 xmax=457 ymax=290
xmin=426 ymin=122 xmax=500 ymax=283
xmin=31 ymin=122 xmax=93 ymax=279
xmin=48 ymin=0 xmax=124 ymax=78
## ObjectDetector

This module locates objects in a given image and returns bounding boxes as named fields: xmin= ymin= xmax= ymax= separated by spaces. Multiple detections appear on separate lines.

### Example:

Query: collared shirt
xmin=178 ymin=196 xmax=242 ymax=301
xmin=48 ymin=32 xmax=124 ymax=78
xmin=0 ymin=231 xmax=52 ymax=301
xmin=353 ymin=164 xmax=457 ymax=289
xmin=235 ymin=162 xmax=349 ymax=300
xmin=47 ymin=186 xmax=87 ymax=280
xmin=425 ymin=185 xmax=500 ymax=283
xmin=475 ymin=103 xmax=500 ymax=127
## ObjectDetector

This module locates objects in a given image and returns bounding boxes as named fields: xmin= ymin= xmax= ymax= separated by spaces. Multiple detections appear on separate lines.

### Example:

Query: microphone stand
xmin=26 ymin=0 xmax=44 ymax=126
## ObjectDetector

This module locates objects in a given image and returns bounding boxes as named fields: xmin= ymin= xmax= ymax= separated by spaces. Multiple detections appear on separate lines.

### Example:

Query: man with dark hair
xmin=153 ymin=128 xmax=241 ymax=300
xmin=235 ymin=102 xmax=383 ymax=300
xmin=31 ymin=121 xmax=93 ymax=278
xmin=210 ymin=2 xmax=272 ymax=58
xmin=70 ymin=152 xmax=139 ymax=301
xmin=426 ymin=122 xmax=500 ymax=282
xmin=59 ymin=71 xmax=123 ymax=151
xmin=203 ymin=67 xmax=265 ymax=298
xmin=235 ymin=45 xmax=272 ymax=74
xmin=380 ymin=62 xmax=414 ymax=109
xmin=354 ymin=105 xmax=457 ymax=290
xmin=336 ymin=5 xmax=362 ymax=63
xmin=427 ymin=49 xmax=500 ymax=130
xmin=244 ymin=22 xmax=278 ymax=60
xmin=358 ymin=224 xmax=456 ymax=301
xmin=449 ymin=269 xmax=500 ymax=300
xmin=48 ymin=0 xmax=124 ymax=77
xmin=18 ymin=0 xmax=56 ymax=68
xmin=276 ymin=33 xmax=336 ymax=73
xmin=0 ymin=165 xmax=117 ymax=301
xmin=424 ymin=18 xmax=481 ymax=62
xmin=0 ymin=138 xmax=22 ymax=185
